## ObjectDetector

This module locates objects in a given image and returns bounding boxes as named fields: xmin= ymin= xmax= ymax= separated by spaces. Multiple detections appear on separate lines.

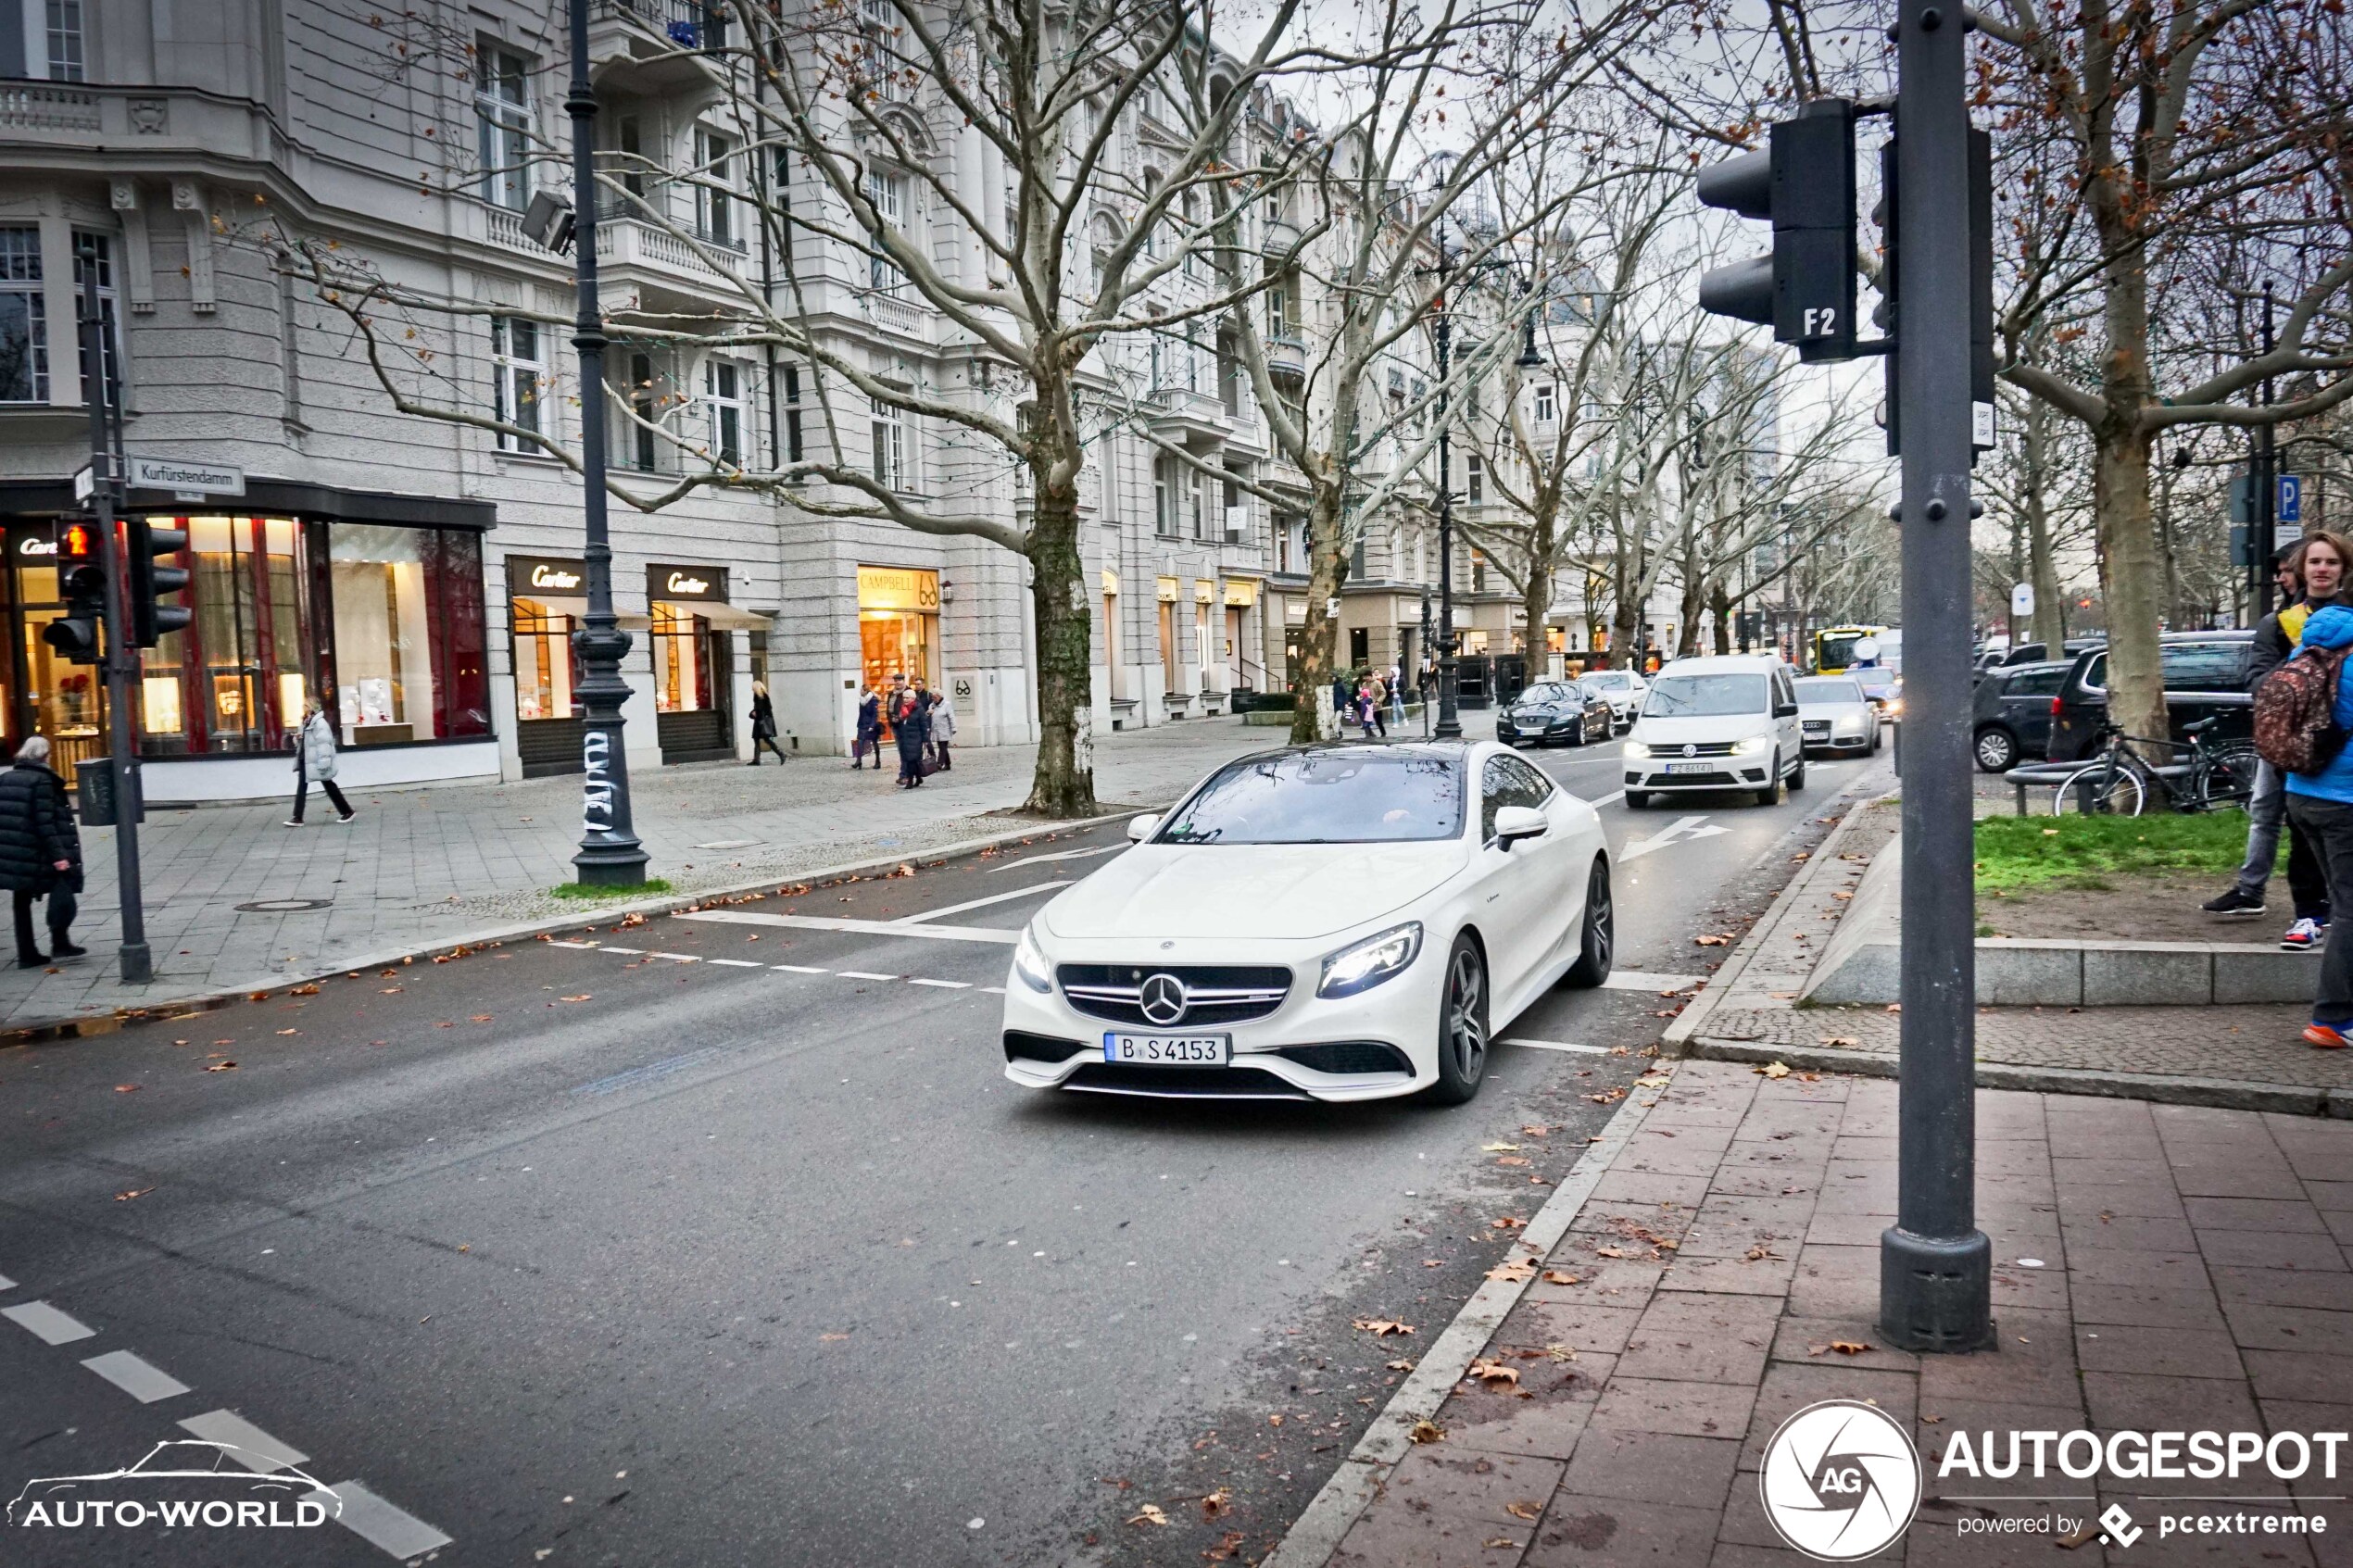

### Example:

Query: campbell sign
xmin=647 ymin=563 xmax=727 ymax=603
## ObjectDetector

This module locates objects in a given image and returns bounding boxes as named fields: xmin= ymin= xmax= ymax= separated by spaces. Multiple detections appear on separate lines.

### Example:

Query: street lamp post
xmin=565 ymin=0 xmax=648 ymax=886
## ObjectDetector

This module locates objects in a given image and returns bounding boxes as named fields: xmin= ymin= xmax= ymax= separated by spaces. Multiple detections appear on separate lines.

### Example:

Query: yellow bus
xmin=1815 ymin=625 xmax=1895 ymax=675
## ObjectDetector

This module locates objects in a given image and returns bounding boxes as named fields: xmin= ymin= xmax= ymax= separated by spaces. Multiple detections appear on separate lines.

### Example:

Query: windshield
xmin=1818 ymin=633 xmax=1867 ymax=670
xmin=1644 ymin=673 xmax=1769 ymax=718
xmin=1580 ymin=672 xmax=1630 ymax=690
xmin=1794 ymin=678 xmax=1864 ymax=705
xmin=1155 ymin=752 xmax=1466 ymax=845
xmin=1516 ymin=683 xmax=1573 ymax=705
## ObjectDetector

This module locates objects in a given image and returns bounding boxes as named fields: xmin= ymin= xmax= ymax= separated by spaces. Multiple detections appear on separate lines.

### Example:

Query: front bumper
xmin=1498 ymin=715 xmax=1579 ymax=743
xmin=1000 ymin=944 xmax=1443 ymax=1102
xmin=1624 ymin=762 xmax=1772 ymax=791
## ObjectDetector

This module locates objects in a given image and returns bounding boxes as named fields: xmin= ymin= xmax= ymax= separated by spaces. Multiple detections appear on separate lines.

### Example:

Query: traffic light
xmin=1696 ymin=97 xmax=1859 ymax=362
xmin=44 ymin=520 xmax=105 ymax=665
xmin=127 ymin=517 xmax=191 ymax=646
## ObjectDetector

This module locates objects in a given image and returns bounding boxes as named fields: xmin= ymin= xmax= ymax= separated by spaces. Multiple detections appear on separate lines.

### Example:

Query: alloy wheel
xmin=1586 ymin=861 xmax=1614 ymax=974
xmin=1446 ymin=947 xmax=1487 ymax=1082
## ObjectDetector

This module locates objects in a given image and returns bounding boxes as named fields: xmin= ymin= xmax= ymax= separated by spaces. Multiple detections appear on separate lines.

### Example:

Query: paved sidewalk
xmin=1326 ymin=1059 xmax=2353 ymax=1567
xmin=1 ymin=716 xmax=1289 ymax=1029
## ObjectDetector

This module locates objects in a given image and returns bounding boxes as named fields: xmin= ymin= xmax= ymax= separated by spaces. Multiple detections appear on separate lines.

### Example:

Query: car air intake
xmin=1063 ymin=1063 xmax=1308 ymax=1098
xmin=1003 ymin=1032 xmax=1088 ymax=1065
xmin=1274 ymin=1041 xmax=1414 ymax=1075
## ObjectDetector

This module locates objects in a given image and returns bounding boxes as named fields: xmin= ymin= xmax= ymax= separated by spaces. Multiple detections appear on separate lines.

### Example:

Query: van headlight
xmin=1011 ymin=925 xmax=1054 ymax=993
xmin=1733 ymin=734 xmax=1773 ymax=756
xmin=1622 ymin=740 xmax=1652 ymax=759
xmin=1317 ymin=922 xmax=1423 ymax=998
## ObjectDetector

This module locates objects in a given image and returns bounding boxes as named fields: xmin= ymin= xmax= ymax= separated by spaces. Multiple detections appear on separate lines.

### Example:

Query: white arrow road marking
xmin=1617 ymin=815 xmax=1731 ymax=861
xmin=893 ymin=881 xmax=1068 ymax=924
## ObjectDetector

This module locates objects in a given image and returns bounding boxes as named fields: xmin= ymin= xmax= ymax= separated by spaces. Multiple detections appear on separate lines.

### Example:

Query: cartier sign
xmin=648 ymin=562 xmax=727 ymax=603
xmin=509 ymin=555 xmax=587 ymax=596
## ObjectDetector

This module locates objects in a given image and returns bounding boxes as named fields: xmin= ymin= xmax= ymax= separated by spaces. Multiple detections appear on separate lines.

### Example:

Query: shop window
xmin=492 ymin=316 xmax=543 ymax=451
xmin=71 ymin=232 xmax=120 ymax=409
xmin=329 ymin=525 xmax=437 ymax=743
xmin=0 ymin=227 xmax=45 ymax=404
xmin=512 ymin=599 xmax=577 ymax=720
xmin=650 ymin=603 xmax=711 ymax=713
xmin=703 ymin=358 xmax=747 ymax=467
xmin=477 ymin=46 xmax=534 ymax=212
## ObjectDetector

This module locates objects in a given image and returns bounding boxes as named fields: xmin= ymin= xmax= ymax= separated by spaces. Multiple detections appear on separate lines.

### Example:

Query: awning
xmin=512 ymin=596 xmax=652 ymax=633
xmin=674 ymin=602 xmax=774 ymax=631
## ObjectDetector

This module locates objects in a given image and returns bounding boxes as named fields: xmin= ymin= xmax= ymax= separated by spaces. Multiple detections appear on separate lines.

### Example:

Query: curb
xmin=8 ymin=807 xmax=1150 ymax=1043
xmin=1660 ymin=772 xmax=1892 ymax=1057
xmin=1260 ymin=1074 xmax=1661 ymax=1568
xmin=1680 ymin=1034 xmax=2352 ymax=1117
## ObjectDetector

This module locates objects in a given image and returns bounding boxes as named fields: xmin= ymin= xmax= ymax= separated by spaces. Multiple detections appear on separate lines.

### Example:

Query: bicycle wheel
xmin=2197 ymin=744 xmax=2260 ymax=810
xmin=2053 ymin=762 xmax=2148 ymax=816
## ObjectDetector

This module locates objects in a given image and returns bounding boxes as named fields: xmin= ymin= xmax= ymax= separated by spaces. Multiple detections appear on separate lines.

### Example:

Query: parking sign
xmin=2281 ymin=473 xmax=2303 ymax=524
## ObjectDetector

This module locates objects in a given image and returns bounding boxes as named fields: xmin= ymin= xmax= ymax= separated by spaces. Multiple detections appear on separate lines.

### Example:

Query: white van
xmin=1621 ymin=654 xmax=1806 ymax=809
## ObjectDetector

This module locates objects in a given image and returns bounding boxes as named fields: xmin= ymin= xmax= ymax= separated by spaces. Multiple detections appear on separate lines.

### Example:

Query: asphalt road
xmin=0 ymin=739 xmax=1888 ymax=1568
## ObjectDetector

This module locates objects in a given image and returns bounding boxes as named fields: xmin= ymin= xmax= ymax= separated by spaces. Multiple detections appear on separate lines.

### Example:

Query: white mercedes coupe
xmin=1000 ymin=742 xmax=1613 ymax=1104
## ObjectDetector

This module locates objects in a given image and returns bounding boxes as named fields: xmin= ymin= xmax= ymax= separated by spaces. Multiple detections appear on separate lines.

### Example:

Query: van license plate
xmin=1666 ymin=761 xmax=1715 ymax=775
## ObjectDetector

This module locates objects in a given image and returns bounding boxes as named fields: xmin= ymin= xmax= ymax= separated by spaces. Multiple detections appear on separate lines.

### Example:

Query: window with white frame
xmin=696 ymin=129 xmax=738 ymax=248
xmin=1153 ymin=456 xmax=1176 ymax=536
xmin=870 ymin=395 xmax=906 ymax=490
xmin=476 ymin=46 xmax=534 ymax=212
xmin=625 ymin=350 xmax=661 ymax=472
xmin=859 ymin=0 xmax=903 ymax=96
xmin=72 ymin=232 xmax=120 ymax=409
xmin=490 ymin=316 xmax=544 ymax=451
xmin=703 ymin=358 xmax=747 ymax=467
xmin=1188 ymin=465 xmax=1208 ymax=540
xmin=782 ymin=363 xmax=803 ymax=463
xmin=1465 ymin=454 xmax=1483 ymax=504
xmin=0 ymin=227 xmax=47 ymax=404
xmin=1533 ymin=383 xmax=1556 ymax=424
xmin=866 ymin=168 xmax=908 ymax=293
xmin=2 ymin=0 xmax=82 ymax=79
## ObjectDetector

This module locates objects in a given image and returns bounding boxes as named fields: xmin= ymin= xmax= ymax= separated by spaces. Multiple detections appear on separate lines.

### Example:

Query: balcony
xmin=1260 ymin=216 xmax=1302 ymax=259
xmin=1267 ymin=333 xmax=1308 ymax=385
xmin=0 ymin=82 xmax=274 ymax=159
xmin=589 ymin=0 xmax=733 ymax=88
xmin=1148 ymin=385 xmax=1231 ymax=445
xmin=861 ymin=290 xmax=928 ymax=341
xmin=594 ymin=214 xmax=751 ymax=301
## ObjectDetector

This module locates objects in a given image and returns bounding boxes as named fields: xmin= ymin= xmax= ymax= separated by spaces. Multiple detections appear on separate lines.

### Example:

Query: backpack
xmin=2255 ymin=646 xmax=2353 ymax=772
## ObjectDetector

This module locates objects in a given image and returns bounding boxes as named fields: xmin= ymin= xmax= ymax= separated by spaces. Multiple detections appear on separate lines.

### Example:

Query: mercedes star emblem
xmin=1139 ymin=972 xmax=1189 ymax=1026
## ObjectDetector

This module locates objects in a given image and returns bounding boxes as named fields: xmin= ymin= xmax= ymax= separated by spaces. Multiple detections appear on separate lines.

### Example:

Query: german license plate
xmin=1666 ymin=760 xmax=1715 ymax=775
xmin=1103 ymin=1033 xmax=1231 ymax=1065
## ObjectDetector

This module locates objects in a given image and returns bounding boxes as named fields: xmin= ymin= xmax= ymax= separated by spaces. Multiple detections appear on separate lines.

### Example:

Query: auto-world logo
xmin=1759 ymin=1399 xmax=1923 ymax=1561
xmin=8 ymin=1440 xmax=341 ymax=1532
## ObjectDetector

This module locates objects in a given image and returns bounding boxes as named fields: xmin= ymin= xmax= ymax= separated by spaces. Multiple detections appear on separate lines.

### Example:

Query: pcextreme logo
xmin=1759 ymin=1399 xmax=1922 ymax=1562
xmin=7 ymin=1440 xmax=342 ymax=1532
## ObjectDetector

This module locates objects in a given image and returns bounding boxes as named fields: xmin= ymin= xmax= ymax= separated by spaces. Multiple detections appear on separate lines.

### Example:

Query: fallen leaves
xmin=1505 ymin=1500 xmax=1543 ymax=1521
xmin=113 ymin=1083 xmax=140 ymax=1094
xmin=1204 ymin=1529 xmax=1247 ymax=1560
xmin=1755 ymin=1061 xmax=1793 ymax=1079
xmin=1353 ymin=1318 xmax=1416 ymax=1337
xmin=1743 ymin=1246 xmax=1782 ymax=1261
xmin=819 ymin=1333 xmax=850 ymax=1342
xmin=1385 ymin=1358 xmax=1417 ymax=1372
xmin=1466 ymin=1357 xmax=1520 ymax=1389
xmin=1490 ymin=1215 xmax=1528 ymax=1231
xmin=1542 ymin=1343 xmax=1578 ymax=1362
xmin=1594 ymin=1246 xmax=1628 ymax=1259
xmin=113 ymin=1186 xmax=155 ymax=1202
xmin=1407 ymin=1419 xmax=1445 ymax=1444
xmin=380 ymin=986 xmax=403 ymax=995
xmin=204 ymin=1060 xmax=237 ymax=1073
xmin=1485 ymin=1260 xmax=1537 ymax=1284
xmin=1541 ymin=1270 xmax=1579 ymax=1286
xmin=1818 ymin=1035 xmax=1858 ymax=1047
xmin=1693 ymin=934 xmax=1732 ymax=947
xmin=275 ymin=1028 xmax=299 ymax=1036
xmin=1480 ymin=1142 xmax=1522 ymax=1153
xmin=289 ymin=983 xmax=321 ymax=996
xmin=887 ymin=863 xmax=916 ymax=878
xmin=1483 ymin=1538 xmax=1521 ymax=1551
xmin=1633 ymin=1074 xmax=1670 ymax=1088
xmin=1808 ymin=1338 xmax=1874 ymax=1357
xmin=560 ymin=994 xmax=593 ymax=1003
xmin=1495 ymin=1155 xmax=1530 ymax=1168
xmin=1127 ymin=1504 xmax=1170 ymax=1527
xmin=1583 ymin=1088 xmax=1626 ymax=1104
xmin=470 ymin=1014 xmax=495 ymax=1022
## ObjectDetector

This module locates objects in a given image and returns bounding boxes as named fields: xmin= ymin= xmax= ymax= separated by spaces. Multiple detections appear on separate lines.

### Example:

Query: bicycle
xmin=2051 ymin=716 xmax=2259 ymax=817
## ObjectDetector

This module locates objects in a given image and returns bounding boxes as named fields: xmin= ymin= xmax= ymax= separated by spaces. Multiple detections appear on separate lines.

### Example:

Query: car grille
xmin=1644 ymin=769 xmax=1742 ymax=786
xmin=1274 ymin=1041 xmax=1414 ymax=1076
xmin=1057 ymin=963 xmax=1293 ymax=1027
xmin=1802 ymin=720 xmax=1831 ymax=734
xmin=1063 ymin=1063 xmax=1308 ymax=1098
xmin=1003 ymin=1031 xmax=1088 ymax=1065
xmin=1656 ymin=740 xmax=1741 ymax=757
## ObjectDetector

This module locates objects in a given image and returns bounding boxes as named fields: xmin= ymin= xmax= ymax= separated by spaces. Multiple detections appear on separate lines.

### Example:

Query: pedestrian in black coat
xmin=853 ymin=689 xmax=883 ymax=769
xmin=893 ymin=688 xmax=931 ymax=787
xmin=748 ymin=681 xmax=787 ymax=764
xmin=0 ymin=736 xmax=85 ymax=967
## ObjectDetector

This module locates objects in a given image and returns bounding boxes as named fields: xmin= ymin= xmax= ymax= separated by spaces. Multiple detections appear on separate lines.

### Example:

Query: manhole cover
xmin=233 ymin=898 xmax=333 ymax=913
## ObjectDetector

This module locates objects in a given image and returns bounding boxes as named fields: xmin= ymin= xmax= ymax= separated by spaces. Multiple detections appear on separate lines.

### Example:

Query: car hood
xmin=1798 ymin=702 xmax=1871 ymax=721
xmin=1631 ymin=713 xmax=1771 ymax=744
xmin=1040 ymin=840 xmax=1466 ymax=943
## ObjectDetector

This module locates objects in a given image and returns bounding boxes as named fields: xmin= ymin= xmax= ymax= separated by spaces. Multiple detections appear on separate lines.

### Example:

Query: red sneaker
xmin=2306 ymin=1023 xmax=2351 ymax=1050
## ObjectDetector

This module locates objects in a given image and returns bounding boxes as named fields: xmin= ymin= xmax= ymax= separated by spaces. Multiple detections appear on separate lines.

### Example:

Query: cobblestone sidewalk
xmin=1325 ymin=1059 xmax=2353 ymax=1567
xmin=0 ymin=716 xmax=1288 ymax=1029
xmin=1685 ymin=794 xmax=2334 ymax=1109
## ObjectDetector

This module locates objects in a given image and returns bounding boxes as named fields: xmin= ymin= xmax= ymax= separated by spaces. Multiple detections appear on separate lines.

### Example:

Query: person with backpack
xmin=2208 ymin=538 xmax=2338 ymax=947
xmin=2269 ymin=536 xmax=2353 ymax=1047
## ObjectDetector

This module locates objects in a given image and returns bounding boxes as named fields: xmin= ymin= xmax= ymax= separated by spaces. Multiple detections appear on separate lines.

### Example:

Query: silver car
xmin=1576 ymin=670 xmax=1649 ymax=733
xmin=1793 ymin=675 xmax=1881 ymax=756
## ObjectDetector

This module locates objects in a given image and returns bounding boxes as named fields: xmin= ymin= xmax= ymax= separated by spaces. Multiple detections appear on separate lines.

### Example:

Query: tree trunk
xmin=1021 ymin=470 xmax=1098 ymax=818
xmin=1676 ymin=567 xmax=1705 ymax=658
xmin=1521 ymin=552 xmax=1551 ymax=677
xmin=2022 ymin=401 xmax=2067 ymax=652
xmin=1709 ymin=582 xmax=1731 ymax=655
xmin=2095 ymin=425 xmax=2170 ymax=767
xmin=1291 ymin=474 xmax=1345 ymax=744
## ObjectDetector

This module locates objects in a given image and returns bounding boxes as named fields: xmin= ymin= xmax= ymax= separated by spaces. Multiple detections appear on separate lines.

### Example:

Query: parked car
xmin=1977 ymin=638 xmax=2102 ymax=681
xmin=1576 ymin=669 xmax=1648 ymax=732
xmin=1793 ymin=675 xmax=1881 ymax=756
xmin=1622 ymin=654 xmax=1806 ymax=809
xmin=1969 ymin=659 xmax=2072 ymax=771
xmin=1496 ymin=681 xmax=1613 ymax=747
xmin=2045 ymin=632 xmax=2256 ymax=764
xmin=1854 ymin=666 xmax=1903 ymax=720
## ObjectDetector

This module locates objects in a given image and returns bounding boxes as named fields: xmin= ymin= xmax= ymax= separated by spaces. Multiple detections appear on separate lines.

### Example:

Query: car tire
xmin=1871 ymin=728 xmax=1883 ymax=754
xmin=1755 ymin=757 xmax=1782 ymax=808
xmin=1973 ymin=725 xmax=2017 ymax=772
xmin=1789 ymin=758 xmax=1806 ymax=792
xmin=1624 ymin=790 xmax=1648 ymax=809
xmin=1425 ymin=933 xmax=1491 ymax=1106
xmin=1564 ymin=857 xmax=1614 ymax=988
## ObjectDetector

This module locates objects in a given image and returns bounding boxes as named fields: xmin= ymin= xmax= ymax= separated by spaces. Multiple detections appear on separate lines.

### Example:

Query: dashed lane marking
xmin=179 ymin=1410 xmax=309 ymax=1473
xmin=600 ymin=946 xmax=644 ymax=954
xmin=891 ymin=881 xmax=1067 ymax=924
xmin=547 ymin=939 xmax=599 ymax=949
xmin=313 ymin=1480 xmax=455 ymax=1561
xmin=773 ymin=963 xmax=829 ymax=973
xmin=3 ymin=1301 xmax=95 ymax=1345
xmin=908 ymin=978 xmax=971 ymax=989
xmin=704 ymin=958 xmax=764 ymax=968
xmin=0 ymin=1272 xmax=16 ymax=1292
xmin=82 ymin=1349 xmax=191 ymax=1403
xmin=1500 ymin=1037 xmax=1612 ymax=1055
xmin=836 ymin=971 xmax=898 ymax=982
xmin=677 ymin=909 xmax=1019 ymax=945
xmin=647 ymin=952 xmax=700 ymax=962
xmin=1601 ymin=971 xmax=1705 ymax=991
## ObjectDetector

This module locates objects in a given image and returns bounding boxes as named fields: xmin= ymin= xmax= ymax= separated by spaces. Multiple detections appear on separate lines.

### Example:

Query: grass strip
xmin=1973 ymin=810 xmax=2265 ymax=894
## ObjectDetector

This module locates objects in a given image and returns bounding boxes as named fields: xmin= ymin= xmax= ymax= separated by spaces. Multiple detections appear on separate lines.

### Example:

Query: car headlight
xmin=1733 ymin=734 xmax=1773 ymax=756
xmin=1317 ymin=922 xmax=1423 ymax=999
xmin=1011 ymin=924 xmax=1053 ymax=993
xmin=1622 ymin=740 xmax=1652 ymax=759
xmin=1885 ymin=697 xmax=1904 ymax=717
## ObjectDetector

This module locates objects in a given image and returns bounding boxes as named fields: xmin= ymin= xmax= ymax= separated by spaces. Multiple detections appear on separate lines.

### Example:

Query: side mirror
xmin=1774 ymin=702 xmax=1800 ymax=718
xmin=1126 ymin=813 xmax=1162 ymax=843
xmin=1493 ymin=806 xmax=1548 ymax=849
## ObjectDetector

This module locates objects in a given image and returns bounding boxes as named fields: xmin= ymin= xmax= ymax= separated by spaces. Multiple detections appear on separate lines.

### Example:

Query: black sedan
xmin=1969 ymin=659 xmax=2072 ymax=771
xmin=1496 ymin=680 xmax=1613 ymax=747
